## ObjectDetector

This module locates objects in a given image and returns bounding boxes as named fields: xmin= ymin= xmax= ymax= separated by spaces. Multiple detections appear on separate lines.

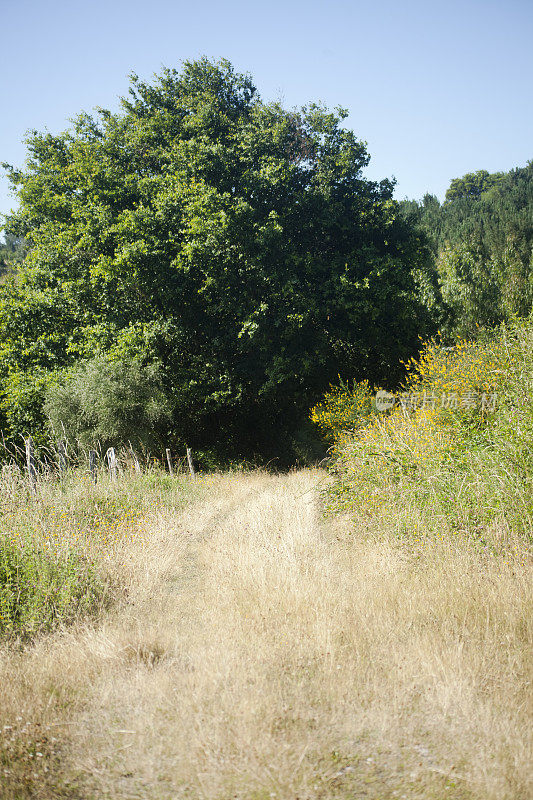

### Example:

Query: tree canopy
xmin=444 ymin=169 xmax=503 ymax=202
xmin=2 ymin=58 xmax=434 ymax=462
xmin=401 ymin=161 xmax=533 ymax=336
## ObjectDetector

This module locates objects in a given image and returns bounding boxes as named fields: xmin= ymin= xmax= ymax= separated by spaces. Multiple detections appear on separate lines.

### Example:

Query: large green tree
xmin=2 ymin=58 xmax=433 ymax=461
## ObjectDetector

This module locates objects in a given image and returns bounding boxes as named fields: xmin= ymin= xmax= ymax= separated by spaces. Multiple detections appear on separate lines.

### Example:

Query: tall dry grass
xmin=1 ymin=469 xmax=530 ymax=799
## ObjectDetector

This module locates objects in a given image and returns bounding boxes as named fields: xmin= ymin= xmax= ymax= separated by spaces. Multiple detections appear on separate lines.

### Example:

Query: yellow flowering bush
xmin=317 ymin=335 xmax=502 ymax=466
xmin=310 ymin=379 xmax=374 ymax=440
xmin=314 ymin=324 xmax=533 ymax=548
xmin=400 ymin=334 xmax=501 ymax=414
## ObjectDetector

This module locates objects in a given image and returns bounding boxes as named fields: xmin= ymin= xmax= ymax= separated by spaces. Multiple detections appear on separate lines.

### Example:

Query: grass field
xmin=0 ymin=468 xmax=530 ymax=799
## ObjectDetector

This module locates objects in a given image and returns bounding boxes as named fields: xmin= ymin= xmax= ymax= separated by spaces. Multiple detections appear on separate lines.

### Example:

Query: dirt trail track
xmin=2 ymin=470 xmax=531 ymax=799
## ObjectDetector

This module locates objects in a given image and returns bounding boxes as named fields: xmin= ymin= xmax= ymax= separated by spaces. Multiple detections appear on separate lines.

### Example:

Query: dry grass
xmin=0 ymin=469 xmax=531 ymax=799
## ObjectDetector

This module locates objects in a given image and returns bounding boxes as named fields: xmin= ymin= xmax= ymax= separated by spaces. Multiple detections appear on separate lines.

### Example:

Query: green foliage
xmin=1 ymin=58 xmax=434 ymax=461
xmin=44 ymin=356 xmax=171 ymax=451
xmin=0 ymin=370 xmax=52 ymax=447
xmin=445 ymin=169 xmax=503 ymax=202
xmin=0 ymin=533 xmax=104 ymax=637
xmin=401 ymin=161 xmax=533 ymax=336
xmin=0 ymin=234 xmax=25 ymax=281
xmin=437 ymin=240 xmax=500 ymax=334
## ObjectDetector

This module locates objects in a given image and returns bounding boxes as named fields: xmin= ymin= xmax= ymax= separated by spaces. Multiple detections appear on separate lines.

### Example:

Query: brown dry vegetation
xmin=0 ymin=469 xmax=531 ymax=799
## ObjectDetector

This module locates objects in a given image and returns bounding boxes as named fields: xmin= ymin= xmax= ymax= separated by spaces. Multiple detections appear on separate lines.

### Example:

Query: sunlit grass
xmin=0 ymin=467 xmax=203 ymax=640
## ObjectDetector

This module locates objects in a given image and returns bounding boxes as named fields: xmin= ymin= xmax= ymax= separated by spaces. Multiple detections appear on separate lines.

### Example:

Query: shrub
xmin=44 ymin=356 xmax=171 ymax=452
xmin=316 ymin=321 xmax=533 ymax=547
xmin=310 ymin=379 xmax=375 ymax=440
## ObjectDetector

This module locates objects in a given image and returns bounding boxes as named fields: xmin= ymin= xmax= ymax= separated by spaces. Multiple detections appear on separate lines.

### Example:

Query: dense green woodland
xmin=401 ymin=163 xmax=533 ymax=335
xmin=0 ymin=58 xmax=531 ymax=464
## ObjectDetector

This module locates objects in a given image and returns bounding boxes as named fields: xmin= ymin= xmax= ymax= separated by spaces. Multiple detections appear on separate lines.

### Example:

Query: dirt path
xmin=2 ymin=470 xmax=530 ymax=799
xmin=70 ymin=470 xmax=327 ymax=798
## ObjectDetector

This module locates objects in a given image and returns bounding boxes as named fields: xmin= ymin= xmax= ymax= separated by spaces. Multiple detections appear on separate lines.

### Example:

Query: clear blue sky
xmin=1 ymin=0 xmax=532 ymax=226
